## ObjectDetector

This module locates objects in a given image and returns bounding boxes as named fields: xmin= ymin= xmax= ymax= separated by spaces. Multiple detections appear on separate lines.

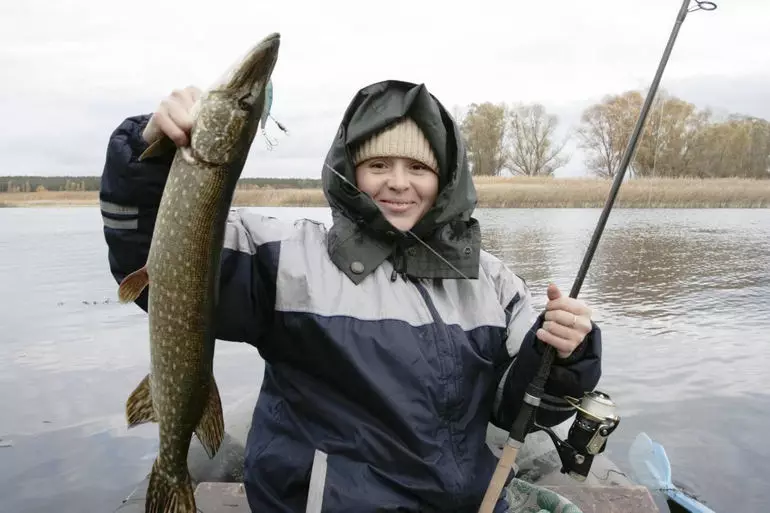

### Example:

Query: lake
xmin=1 ymin=206 xmax=768 ymax=513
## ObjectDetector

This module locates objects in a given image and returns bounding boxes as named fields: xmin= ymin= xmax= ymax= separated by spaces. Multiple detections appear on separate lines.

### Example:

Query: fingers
xmin=157 ymin=100 xmax=192 ymax=147
xmin=541 ymin=284 xmax=593 ymax=358
xmin=544 ymin=309 xmax=591 ymax=335
xmin=159 ymin=87 xmax=198 ymax=146
xmin=542 ymin=318 xmax=586 ymax=342
xmin=144 ymin=86 xmax=201 ymax=147
xmin=538 ymin=314 xmax=590 ymax=358
xmin=172 ymin=85 xmax=201 ymax=112
xmin=547 ymin=282 xmax=561 ymax=301
xmin=182 ymin=85 xmax=202 ymax=104
xmin=545 ymin=296 xmax=592 ymax=318
xmin=536 ymin=327 xmax=579 ymax=359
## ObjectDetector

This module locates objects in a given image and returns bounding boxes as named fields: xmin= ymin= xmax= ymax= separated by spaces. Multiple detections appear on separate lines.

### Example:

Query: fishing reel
xmin=534 ymin=390 xmax=620 ymax=482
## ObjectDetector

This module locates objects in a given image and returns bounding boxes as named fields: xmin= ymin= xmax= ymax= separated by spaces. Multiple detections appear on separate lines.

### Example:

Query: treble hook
xmin=262 ymin=129 xmax=278 ymax=151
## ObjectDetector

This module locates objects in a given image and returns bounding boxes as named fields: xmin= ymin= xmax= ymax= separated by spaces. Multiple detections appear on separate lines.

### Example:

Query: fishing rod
xmin=477 ymin=1 xmax=717 ymax=511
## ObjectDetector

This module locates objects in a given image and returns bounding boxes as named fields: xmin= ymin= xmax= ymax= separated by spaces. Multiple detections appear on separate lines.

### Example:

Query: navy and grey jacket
xmin=100 ymin=80 xmax=602 ymax=513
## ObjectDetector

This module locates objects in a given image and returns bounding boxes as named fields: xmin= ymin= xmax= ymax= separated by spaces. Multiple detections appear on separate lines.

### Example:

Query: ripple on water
xmin=2 ymin=207 xmax=769 ymax=513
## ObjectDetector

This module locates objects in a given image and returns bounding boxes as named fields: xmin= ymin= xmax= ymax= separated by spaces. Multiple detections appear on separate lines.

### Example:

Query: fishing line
xmin=321 ymin=4 xmax=719 ymax=507
xmin=589 ymin=467 xmax=705 ymax=498
xmin=324 ymin=164 xmax=563 ymax=347
xmin=477 ymin=1 xmax=718 ymax=511
xmin=631 ymin=94 xmax=665 ymax=299
xmin=591 ymin=467 xmax=630 ymax=482
xmin=323 ymin=162 xmax=473 ymax=281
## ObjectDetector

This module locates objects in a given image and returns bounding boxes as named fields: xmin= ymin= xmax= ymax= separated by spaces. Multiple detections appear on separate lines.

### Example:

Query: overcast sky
xmin=2 ymin=0 xmax=769 ymax=178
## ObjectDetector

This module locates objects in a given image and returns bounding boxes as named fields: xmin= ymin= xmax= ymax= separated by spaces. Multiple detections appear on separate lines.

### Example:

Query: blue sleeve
xmin=492 ymin=313 xmax=603 ymax=430
xmin=99 ymin=114 xmax=278 ymax=350
xmin=488 ymin=274 xmax=602 ymax=431
xmin=99 ymin=114 xmax=173 ymax=312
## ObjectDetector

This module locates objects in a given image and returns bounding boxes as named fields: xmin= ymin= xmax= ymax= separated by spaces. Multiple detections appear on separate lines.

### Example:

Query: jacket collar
xmin=327 ymin=212 xmax=480 ymax=285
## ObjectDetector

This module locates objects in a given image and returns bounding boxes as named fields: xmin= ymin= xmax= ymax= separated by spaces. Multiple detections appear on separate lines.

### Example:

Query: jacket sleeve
xmin=99 ymin=114 xmax=173 ymax=313
xmin=99 ymin=114 xmax=280 ymax=350
xmin=488 ymin=268 xmax=602 ymax=431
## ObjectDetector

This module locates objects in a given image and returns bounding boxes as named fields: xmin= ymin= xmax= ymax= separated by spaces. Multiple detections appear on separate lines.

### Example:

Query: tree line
xmin=0 ymin=176 xmax=324 ymax=193
xmin=5 ymin=88 xmax=769 ymax=190
xmin=455 ymin=89 xmax=770 ymax=179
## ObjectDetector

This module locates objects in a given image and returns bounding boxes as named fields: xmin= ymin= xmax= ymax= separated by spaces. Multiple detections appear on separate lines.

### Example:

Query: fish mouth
xmin=218 ymin=32 xmax=281 ymax=103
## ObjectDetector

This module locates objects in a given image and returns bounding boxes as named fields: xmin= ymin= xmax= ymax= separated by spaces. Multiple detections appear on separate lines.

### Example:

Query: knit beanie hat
xmin=353 ymin=117 xmax=439 ymax=173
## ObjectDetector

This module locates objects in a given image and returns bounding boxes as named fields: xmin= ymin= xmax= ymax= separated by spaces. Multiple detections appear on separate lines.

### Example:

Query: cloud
xmin=2 ymin=0 xmax=769 ymax=178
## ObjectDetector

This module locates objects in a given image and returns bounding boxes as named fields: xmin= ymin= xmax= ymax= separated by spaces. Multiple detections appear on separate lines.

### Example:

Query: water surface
xmin=1 ymin=207 xmax=768 ymax=512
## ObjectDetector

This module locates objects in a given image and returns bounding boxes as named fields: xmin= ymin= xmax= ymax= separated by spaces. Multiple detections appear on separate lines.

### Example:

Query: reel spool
xmin=535 ymin=390 xmax=621 ymax=481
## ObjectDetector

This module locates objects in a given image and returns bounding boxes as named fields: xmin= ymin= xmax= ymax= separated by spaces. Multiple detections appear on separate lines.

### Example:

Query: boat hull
xmin=113 ymin=390 xmax=657 ymax=512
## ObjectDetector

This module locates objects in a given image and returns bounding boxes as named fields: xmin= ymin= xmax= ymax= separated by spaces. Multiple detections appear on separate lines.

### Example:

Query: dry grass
xmin=0 ymin=189 xmax=329 ymax=208
xmin=2 ymin=177 xmax=769 ymax=208
xmin=472 ymin=176 xmax=770 ymax=208
xmin=0 ymin=190 xmax=97 ymax=207
xmin=232 ymin=188 xmax=327 ymax=207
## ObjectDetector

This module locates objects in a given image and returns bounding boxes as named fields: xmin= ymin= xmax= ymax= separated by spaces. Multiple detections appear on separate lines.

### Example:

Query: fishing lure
xmin=260 ymin=80 xmax=289 ymax=150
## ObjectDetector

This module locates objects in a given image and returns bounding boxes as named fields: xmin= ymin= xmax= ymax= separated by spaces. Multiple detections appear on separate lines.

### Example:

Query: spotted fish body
xmin=117 ymin=33 xmax=281 ymax=513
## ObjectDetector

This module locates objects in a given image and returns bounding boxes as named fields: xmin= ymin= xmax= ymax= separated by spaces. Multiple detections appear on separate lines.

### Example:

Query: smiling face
xmin=355 ymin=156 xmax=439 ymax=232
xmin=351 ymin=117 xmax=441 ymax=232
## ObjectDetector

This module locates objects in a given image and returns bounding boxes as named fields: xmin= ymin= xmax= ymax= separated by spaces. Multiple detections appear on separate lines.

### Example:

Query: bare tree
xmin=452 ymin=88 xmax=770 ymax=181
xmin=506 ymin=103 xmax=567 ymax=176
xmin=576 ymin=91 xmax=642 ymax=179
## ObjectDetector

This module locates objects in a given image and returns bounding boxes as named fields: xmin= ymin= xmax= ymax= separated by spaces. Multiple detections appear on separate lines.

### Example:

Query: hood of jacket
xmin=321 ymin=79 xmax=480 ymax=284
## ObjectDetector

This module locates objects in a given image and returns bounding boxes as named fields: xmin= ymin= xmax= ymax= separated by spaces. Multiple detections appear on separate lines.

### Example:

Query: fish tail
xmin=194 ymin=374 xmax=225 ymax=459
xmin=118 ymin=265 xmax=149 ymax=303
xmin=145 ymin=459 xmax=196 ymax=513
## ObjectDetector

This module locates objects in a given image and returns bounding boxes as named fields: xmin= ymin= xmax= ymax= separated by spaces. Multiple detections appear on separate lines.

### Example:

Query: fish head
xmin=189 ymin=32 xmax=281 ymax=167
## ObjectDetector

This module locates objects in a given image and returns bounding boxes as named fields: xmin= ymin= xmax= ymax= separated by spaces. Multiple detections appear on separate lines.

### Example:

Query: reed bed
xmin=472 ymin=176 xmax=770 ymax=208
xmin=232 ymin=188 xmax=327 ymax=207
xmin=0 ymin=191 xmax=97 ymax=207
xmin=2 ymin=177 xmax=768 ymax=208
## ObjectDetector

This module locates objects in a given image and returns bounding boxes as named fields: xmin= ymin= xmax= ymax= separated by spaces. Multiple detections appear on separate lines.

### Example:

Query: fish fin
xmin=194 ymin=375 xmax=225 ymax=459
xmin=139 ymin=136 xmax=178 ymax=161
xmin=126 ymin=374 xmax=155 ymax=427
xmin=145 ymin=459 xmax=196 ymax=513
xmin=118 ymin=266 xmax=149 ymax=303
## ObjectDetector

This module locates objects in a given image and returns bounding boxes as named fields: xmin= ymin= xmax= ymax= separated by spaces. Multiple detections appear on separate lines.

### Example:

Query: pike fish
xmin=116 ymin=32 xmax=281 ymax=513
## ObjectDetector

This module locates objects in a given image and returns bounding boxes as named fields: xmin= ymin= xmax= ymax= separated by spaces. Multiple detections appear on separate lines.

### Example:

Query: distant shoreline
xmin=1 ymin=176 xmax=769 ymax=208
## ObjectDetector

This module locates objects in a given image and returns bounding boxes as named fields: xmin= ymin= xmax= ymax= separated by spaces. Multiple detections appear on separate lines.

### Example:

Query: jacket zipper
xmin=409 ymin=278 xmax=465 ymax=493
